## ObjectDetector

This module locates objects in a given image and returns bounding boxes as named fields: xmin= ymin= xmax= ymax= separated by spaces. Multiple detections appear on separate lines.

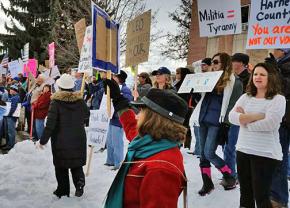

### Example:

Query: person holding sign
xmin=36 ymin=74 xmax=90 ymax=198
xmin=105 ymin=70 xmax=133 ymax=170
xmin=191 ymin=52 xmax=243 ymax=195
xmin=32 ymin=84 xmax=51 ymax=140
xmin=103 ymin=78 xmax=187 ymax=208
xmin=229 ymin=62 xmax=286 ymax=208
xmin=1 ymin=84 xmax=20 ymax=151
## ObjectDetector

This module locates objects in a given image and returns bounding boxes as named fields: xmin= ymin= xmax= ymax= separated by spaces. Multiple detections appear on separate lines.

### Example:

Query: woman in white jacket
xmin=229 ymin=62 xmax=286 ymax=208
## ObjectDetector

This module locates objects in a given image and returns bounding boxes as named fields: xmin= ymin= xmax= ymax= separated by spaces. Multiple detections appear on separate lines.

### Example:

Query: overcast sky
xmin=0 ymin=0 xmax=186 ymax=73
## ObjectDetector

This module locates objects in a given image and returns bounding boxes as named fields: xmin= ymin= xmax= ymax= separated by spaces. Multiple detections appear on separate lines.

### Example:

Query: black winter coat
xmin=40 ymin=91 xmax=90 ymax=168
xmin=277 ymin=53 xmax=290 ymax=128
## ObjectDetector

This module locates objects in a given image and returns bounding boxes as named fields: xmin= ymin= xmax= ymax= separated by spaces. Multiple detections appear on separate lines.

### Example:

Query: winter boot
xmin=53 ymin=189 xmax=69 ymax=198
xmin=198 ymin=167 xmax=214 ymax=196
xmin=75 ymin=178 xmax=85 ymax=197
xmin=219 ymin=165 xmax=236 ymax=190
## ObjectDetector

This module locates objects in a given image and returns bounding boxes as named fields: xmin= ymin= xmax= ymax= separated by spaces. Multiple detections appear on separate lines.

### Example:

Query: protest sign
xmin=48 ymin=42 xmax=55 ymax=68
xmin=246 ymin=0 xmax=290 ymax=49
xmin=0 ymin=65 xmax=6 ymax=75
xmin=50 ymin=65 xmax=61 ymax=78
xmin=178 ymin=71 xmax=223 ymax=93
xmin=91 ymin=2 xmax=120 ymax=74
xmin=22 ymin=43 xmax=29 ymax=64
xmin=125 ymin=10 xmax=151 ymax=67
xmin=74 ymin=18 xmax=87 ymax=53
xmin=28 ymin=71 xmax=36 ymax=92
xmin=23 ymin=59 xmax=37 ymax=78
xmin=8 ymin=60 xmax=22 ymax=78
xmin=197 ymin=0 xmax=241 ymax=37
xmin=87 ymin=109 xmax=109 ymax=148
xmin=4 ymin=102 xmax=21 ymax=117
xmin=78 ymin=25 xmax=93 ymax=75
xmin=38 ymin=65 xmax=47 ymax=72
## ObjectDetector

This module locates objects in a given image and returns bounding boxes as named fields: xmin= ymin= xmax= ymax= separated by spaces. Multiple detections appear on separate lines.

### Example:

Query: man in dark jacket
xmin=37 ymin=74 xmax=90 ymax=198
xmin=222 ymin=53 xmax=250 ymax=182
xmin=269 ymin=48 xmax=290 ymax=208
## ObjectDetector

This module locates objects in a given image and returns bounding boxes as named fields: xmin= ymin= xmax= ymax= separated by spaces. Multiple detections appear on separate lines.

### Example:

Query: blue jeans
xmin=4 ymin=117 xmax=17 ymax=148
xmin=199 ymin=123 xmax=226 ymax=168
xmin=223 ymin=125 xmax=240 ymax=178
xmin=193 ymin=126 xmax=201 ymax=155
xmin=106 ymin=125 xmax=124 ymax=168
xmin=271 ymin=125 xmax=289 ymax=205
xmin=35 ymin=119 xmax=45 ymax=140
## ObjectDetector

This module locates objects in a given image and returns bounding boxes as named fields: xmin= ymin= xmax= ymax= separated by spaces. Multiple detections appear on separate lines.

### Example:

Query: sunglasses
xmin=212 ymin=60 xmax=221 ymax=65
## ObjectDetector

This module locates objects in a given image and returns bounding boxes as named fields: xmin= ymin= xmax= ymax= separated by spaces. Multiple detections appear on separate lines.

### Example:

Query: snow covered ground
xmin=0 ymin=140 xmax=288 ymax=208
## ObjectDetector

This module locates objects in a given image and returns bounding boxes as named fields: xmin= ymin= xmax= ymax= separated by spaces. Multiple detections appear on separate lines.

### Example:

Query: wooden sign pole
xmin=86 ymin=145 xmax=94 ymax=177
xmin=80 ymin=72 xmax=87 ymax=96
xmin=133 ymin=65 xmax=138 ymax=101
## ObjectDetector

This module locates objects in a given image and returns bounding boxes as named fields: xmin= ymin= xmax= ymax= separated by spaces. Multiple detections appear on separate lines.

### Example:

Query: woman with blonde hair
xmin=103 ymin=78 xmax=187 ymax=208
xmin=152 ymin=67 xmax=175 ymax=91
xmin=191 ymin=52 xmax=243 ymax=195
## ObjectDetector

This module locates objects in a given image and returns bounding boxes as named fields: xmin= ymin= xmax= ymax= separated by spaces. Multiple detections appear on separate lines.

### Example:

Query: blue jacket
xmin=110 ymin=83 xmax=133 ymax=127
xmin=199 ymin=90 xmax=223 ymax=126
xmin=90 ymin=81 xmax=105 ymax=110
xmin=8 ymin=94 xmax=20 ymax=117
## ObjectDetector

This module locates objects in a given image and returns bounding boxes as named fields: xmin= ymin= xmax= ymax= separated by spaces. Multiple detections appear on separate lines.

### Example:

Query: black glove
xmin=103 ymin=79 xmax=129 ymax=112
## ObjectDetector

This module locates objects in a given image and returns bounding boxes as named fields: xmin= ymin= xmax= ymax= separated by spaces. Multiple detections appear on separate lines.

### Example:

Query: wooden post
xmin=86 ymin=145 xmax=94 ymax=177
xmin=133 ymin=65 xmax=138 ymax=101
xmin=30 ymin=109 xmax=34 ymax=141
xmin=80 ymin=73 xmax=87 ymax=96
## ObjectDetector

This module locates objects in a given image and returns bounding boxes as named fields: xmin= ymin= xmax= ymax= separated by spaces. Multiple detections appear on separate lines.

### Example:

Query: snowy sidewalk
xmin=0 ymin=140 xmax=288 ymax=208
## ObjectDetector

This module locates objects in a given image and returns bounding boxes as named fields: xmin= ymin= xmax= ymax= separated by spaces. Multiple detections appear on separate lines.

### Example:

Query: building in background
xmin=187 ymin=0 xmax=270 ymax=66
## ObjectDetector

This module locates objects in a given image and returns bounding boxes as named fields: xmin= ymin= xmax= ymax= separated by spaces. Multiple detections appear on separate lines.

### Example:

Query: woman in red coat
xmin=103 ymin=79 xmax=188 ymax=208
xmin=32 ymin=84 xmax=51 ymax=140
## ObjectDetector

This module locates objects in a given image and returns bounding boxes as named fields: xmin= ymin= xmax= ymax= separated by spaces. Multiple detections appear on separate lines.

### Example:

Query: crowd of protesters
xmin=0 ymin=48 xmax=289 ymax=207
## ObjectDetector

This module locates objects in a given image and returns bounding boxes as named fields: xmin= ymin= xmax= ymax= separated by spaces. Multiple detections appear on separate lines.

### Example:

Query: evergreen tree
xmin=161 ymin=0 xmax=192 ymax=60
xmin=0 ymin=0 xmax=51 ymax=63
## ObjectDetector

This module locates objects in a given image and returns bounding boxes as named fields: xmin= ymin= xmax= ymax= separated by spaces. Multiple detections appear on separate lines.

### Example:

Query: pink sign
xmin=48 ymin=42 xmax=55 ymax=68
xmin=23 ymin=59 xmax=37 ymax=78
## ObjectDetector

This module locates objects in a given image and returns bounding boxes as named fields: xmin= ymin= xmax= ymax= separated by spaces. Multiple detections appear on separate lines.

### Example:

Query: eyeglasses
xmin=212 ymin=60 xmax=221 ymax=65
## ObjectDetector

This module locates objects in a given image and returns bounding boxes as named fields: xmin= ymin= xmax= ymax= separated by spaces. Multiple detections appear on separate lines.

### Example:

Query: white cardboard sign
xmin=78 ymin=25 xmax=93 ymax=75
xmin=197 ymin=0 xmax=242 ymax=37
xmin=87 ymin=109 xmax=109 ymax=148
xmin=178 ymin=71 xmax=223 ymax=93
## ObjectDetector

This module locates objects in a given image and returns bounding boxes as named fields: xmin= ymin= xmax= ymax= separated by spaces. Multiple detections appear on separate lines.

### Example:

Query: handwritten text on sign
xmin=178 ymin=71 xmax=223 ymax=93
xmin=87 ymin=110 xmax=109 ymax=147
xmin=246 ymin=0 xmax=290 ymax=49
xmin=78 ymin=25 xmax=92 ymax=75
xmin=197 ymin=0 xmax=241 ymax=37
xmin=125 ymin=10 xmax=151 ymax=67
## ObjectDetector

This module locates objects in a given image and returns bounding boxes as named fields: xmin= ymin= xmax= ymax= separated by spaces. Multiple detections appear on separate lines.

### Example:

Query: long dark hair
xmin=212 ymin=52 xmax=233 ymax=94
xmin=246 ymin=62 xmax=281 ymax=99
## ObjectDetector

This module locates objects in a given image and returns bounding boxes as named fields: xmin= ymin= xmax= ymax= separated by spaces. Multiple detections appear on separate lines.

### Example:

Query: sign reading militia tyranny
xmin=197 ymin=0 xmax=241 ymax=37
